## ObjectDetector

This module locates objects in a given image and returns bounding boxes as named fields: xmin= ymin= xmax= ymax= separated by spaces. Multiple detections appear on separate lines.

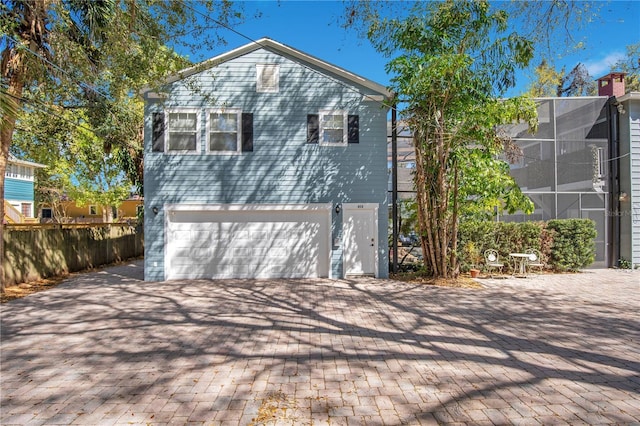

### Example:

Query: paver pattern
xmin=1 ymin=262 xmax=639 ymax=425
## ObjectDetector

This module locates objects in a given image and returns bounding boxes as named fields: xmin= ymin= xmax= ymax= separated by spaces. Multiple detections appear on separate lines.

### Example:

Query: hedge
xmin=546 ymin=219 xmax=597 ymax=271
xmin=458 ymin=219 xmax=596 ymax=272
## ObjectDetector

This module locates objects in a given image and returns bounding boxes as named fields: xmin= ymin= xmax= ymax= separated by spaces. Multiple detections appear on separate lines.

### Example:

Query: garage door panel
xmin=166 ymin=206 xmax=329 ymax=280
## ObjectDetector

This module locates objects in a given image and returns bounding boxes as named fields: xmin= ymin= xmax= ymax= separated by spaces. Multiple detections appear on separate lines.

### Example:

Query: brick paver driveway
xmin=1 ymin=262 xmax=639 ymax=425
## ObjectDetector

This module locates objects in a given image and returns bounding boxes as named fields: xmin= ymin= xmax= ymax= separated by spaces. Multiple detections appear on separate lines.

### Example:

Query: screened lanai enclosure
xmin=500 ymin=97 xmax=611 ymax=267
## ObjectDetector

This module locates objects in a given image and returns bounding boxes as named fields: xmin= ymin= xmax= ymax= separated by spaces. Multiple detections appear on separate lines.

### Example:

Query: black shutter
xmin=348 ymin=114 xmax=359 ymax=144
xmin=152 ymin=112 xmax=165 ymax=152
xmin=242 ymin=113 xmax=253 ymax=152
xmin=307 ymin=114 xmax=319 ymax=144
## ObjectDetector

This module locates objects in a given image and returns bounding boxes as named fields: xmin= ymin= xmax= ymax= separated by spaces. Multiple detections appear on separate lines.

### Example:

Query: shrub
xmin=546 ymin=219 xmax=597 ymax=271
xmin=458 ymin=221 xmax=544 ymax=272
xmin=458 ymin=218 xmax=596 ymax=272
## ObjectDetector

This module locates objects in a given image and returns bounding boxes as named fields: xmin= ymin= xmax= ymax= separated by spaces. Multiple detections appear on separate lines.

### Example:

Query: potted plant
xmin=463 ymin=242 xmax=482 ymax=278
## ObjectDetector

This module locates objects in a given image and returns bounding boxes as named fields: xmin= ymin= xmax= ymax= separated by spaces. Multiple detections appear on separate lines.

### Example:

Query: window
xmin=320 ymin=110 xmax=347 ymax=146
xmin=207 ymin=110 xmax=254 ymax=153
xmin=307 ymin=111 xmax=358 ymax=146
xmin=89 ymin=205 xmax=97 ymax=215
xmin=21 ymin=203 xmax=32 ymax=218
xmin=166 ymin=110 xmax=200 ymax=152
xmin=5 ymin=164 xmax=34 ymax=181
xmin=41 ymin=208 xmax=53 ymax=219
xmin=256 ymin=64 xmax=279 ymax=93
xmin=208 ymin=109 xmax=241 ymax=153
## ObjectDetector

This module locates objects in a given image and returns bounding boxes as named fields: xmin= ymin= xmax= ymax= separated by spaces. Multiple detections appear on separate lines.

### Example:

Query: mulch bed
xmin=1 ymin=276 xmax=68 ymax=303
xmin=391 ymin=272 xmax=483 ymax=289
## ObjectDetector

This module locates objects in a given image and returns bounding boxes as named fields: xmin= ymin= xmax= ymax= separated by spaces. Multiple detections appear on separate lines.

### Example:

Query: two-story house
xmin=142 ymin=38 xmax=392 ymax=281
xmin=4 ymin=154 xmax=45 ymax=224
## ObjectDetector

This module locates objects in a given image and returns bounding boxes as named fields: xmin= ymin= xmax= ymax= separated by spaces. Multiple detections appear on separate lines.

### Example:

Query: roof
xmin=141 ymin=37 xmax=392 ymax=99
xmin=616 ymin=92 xmax=640 ymax=102
xmin=8 ymin=154 xmax=45 ymax=168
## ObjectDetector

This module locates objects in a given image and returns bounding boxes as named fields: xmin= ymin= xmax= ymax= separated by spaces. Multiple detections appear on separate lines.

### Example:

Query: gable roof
xmin=141 ymin=37 xmax=392 ymax=99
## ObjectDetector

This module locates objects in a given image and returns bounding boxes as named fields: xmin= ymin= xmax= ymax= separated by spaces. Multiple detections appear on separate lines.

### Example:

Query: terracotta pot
xmin=470 ymin=269 xmax=480 ymax=278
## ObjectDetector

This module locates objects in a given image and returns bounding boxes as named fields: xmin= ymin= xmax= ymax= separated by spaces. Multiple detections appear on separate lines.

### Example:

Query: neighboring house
xmin=386 ymin=72 xmax=639 ymax=268
xmin=4 ymin=154 xmax=45 ymax=224
xmin=142 ymin=38 xmax=392 ymax=281
xmin=39 ymin=195 xmax=143 ymax=223
xmin=615 ymin=83 xmax=640 ymax=268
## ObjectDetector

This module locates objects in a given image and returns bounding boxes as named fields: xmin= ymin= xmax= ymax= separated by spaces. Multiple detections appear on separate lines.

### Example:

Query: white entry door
xmin=343 ymin=203 xmax=378 ymax=277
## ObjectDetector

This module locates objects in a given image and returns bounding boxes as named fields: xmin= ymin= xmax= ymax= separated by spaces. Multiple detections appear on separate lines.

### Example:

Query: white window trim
xmin=256 ymin=64 xmax=279 ymax=93
xmin=165 ymin=108 xmax=201 ymax=154
xmin=319 ymin=109 xmax=348 ymax=147
xmin=206 ymin=108 xmax=242 ymax=155
xmin=5 ymin=164 xmax=35 ymax=181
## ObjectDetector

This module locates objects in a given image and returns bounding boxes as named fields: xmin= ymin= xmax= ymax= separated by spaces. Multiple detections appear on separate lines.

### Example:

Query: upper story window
xmin=151 ymin=110 xmax=253 ymax=154
xmin=208 ymin=109 xmax=241 ymax=153
xmin=307 ymin=111 xmax=359 ymax=146
xmin=5 ymin=164 xmax=34 ymax=181
xmin=167 ymin=110 xmax=200 ymax=152
xmin=319 ymin=110 xmax=347 ymax=146
xmin=256 ymin=64 xmax=279 ymax=93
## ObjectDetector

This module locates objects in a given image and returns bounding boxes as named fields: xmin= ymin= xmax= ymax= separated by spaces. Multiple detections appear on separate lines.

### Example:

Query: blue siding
xmin=4 ymin=178 xmax=34 ymax=202
xmin=144 ymin=47 xmax=389 ymax=280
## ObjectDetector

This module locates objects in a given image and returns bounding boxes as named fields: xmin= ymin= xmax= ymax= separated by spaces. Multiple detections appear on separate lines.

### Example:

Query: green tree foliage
xmin=457 ymin=150 xmax=534 ymax=220
xmin=12 ymin=99 xmax=131 ymax=222
xmin=529 ymin=60 xmax=596 ymax=97
xmin=358 ymin=0 xmax=538 ymax=278
xmin=611 ymin=42 xmax=640 ymax=92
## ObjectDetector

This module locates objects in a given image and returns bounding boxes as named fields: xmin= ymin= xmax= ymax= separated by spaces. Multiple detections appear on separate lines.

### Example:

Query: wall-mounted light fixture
xmin=152 ymin=206 xmax=159 ymax=215
xmin=619 ymin=192 xmax=629 ymax=202
xmin=335 ymin=204 xmax=341 ymax=214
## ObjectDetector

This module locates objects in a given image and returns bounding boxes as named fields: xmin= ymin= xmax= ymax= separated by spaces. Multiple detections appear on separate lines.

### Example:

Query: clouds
xmin=585 ymin=52 xmax=626 ymax=78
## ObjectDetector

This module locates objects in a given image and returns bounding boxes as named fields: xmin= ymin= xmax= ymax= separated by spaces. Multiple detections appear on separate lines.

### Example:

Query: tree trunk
xmin=1 ymin=0 xmax=51 ymax=291
xmin=0 ymin=55 xmax=26 ymax=292
xmin=0 ymin=77 xmax=24 ymax=292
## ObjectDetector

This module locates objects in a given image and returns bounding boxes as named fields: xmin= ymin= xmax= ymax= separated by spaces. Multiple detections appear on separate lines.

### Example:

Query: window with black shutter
xmin=308 ymin=111 xmax=356 ymax=146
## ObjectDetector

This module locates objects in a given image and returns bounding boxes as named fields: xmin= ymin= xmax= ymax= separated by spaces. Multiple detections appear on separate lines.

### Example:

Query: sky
xmin=178 ymin=1 xmax=640 ymax=97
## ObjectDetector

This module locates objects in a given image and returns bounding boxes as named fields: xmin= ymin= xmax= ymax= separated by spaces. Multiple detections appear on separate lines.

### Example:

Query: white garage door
xmin=165 ymin=204 xmax=331 ymax=280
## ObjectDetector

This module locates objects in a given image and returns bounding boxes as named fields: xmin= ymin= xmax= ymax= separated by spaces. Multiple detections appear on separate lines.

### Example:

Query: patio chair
xmin=484 ymin=249 xmax=504 ymax=277
xmin=525 ymin=248 xmax=545 ymax=274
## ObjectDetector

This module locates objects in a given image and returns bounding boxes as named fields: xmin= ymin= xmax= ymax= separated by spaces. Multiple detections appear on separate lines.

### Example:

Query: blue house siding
xmin=4 ymin=178 xmax=35 ymax=203
xmin=144 ymin=43 xmax=389 ymax=281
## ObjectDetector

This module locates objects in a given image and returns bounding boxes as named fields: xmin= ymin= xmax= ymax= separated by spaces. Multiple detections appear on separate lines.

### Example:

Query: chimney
xmin=597 ymin=72 xmax=626 ymax=97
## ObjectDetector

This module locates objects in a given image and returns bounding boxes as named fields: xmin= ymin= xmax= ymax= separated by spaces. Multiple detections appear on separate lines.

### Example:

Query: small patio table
xmin=509 ymin=253 xmax=530 ymax=277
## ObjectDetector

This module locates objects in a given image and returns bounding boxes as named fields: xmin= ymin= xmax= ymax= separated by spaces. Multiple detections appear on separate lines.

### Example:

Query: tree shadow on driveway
xmin=1 ymin=261 xmax=639 ymax=424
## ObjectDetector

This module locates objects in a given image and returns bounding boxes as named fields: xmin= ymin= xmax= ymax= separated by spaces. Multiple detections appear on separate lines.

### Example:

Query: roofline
xmin=616 ymin=92 xmax=640 ymax=102
xmin=8 ymin=154 xmax=46 ymax=168
xmin=141 ymin=37 xmax=392 ymax=99
xmin=531 ymin=95 xmax=608 ymax=101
